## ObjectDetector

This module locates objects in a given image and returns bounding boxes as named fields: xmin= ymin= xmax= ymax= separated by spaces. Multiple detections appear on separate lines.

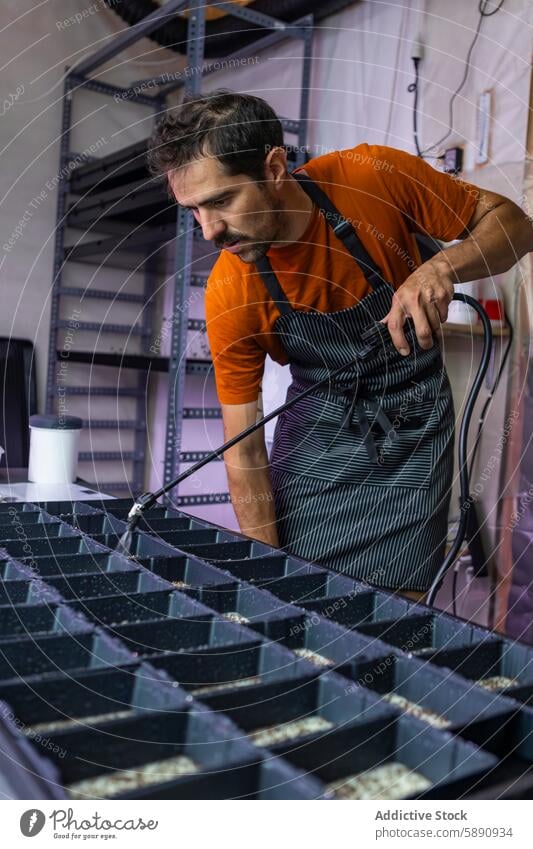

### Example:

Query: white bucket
xmin=448 ymin=282 xmax=479 ymax=324
xmin=28 ymin=415 xmax=82 ymax=484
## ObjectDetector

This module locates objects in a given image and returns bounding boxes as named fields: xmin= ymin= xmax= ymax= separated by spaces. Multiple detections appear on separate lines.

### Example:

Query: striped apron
xmin=258 ymin=173 xmax=455 ymax=592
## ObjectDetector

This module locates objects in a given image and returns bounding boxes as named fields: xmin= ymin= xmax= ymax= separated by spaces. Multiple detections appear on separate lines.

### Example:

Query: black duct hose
xmin=426 ymin=294 xmax=493 ymax=606
xmin=118 ymin=295 xmax=494 ymax=606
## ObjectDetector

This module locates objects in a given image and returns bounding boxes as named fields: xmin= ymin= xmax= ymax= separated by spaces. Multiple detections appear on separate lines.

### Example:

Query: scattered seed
xmin=68 ymin=754 xmax=199 ymax=799
xmin=190 ymin=675 xmax=261 ymax=696
xmin=325 ymin=762 xmax=431 ymax=800
xmin=382 ymin=693 xmax=451 ymax=729
xmin=250 ymin=715 xmax=333 ymax=747
xmin=26 ymin=710 xmax=133 ymax=735
xmin=294 ymin=648 xmax=333 ymax=667
xmin=476 ymin=675 xmax=517 ymax=691
xmin=224 ymin=611 xmax=250 ymax=625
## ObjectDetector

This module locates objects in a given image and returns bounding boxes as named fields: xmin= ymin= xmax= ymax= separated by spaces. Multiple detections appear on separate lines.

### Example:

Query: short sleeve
xmin=367 ymin=145 xmax=479 ymax=242
xmin=205 ymin=260 xmax=266 ymax=405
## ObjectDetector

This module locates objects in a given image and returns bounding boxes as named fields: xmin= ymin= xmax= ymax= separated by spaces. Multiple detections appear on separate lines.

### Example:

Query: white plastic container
xmin=28 ymin=415 xmax=82 ymax=484
xmin=448 ymin=282 xmax=479 ymax=324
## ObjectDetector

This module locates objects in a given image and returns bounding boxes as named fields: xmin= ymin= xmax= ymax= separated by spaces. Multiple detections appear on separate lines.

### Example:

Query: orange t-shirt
xmin=205 ymin=144 xmax=479 ymax=405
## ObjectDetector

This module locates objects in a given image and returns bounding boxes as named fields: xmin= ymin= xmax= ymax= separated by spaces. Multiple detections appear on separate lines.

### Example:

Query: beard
xmin=214 ymin=190 xmax=285 ymax=263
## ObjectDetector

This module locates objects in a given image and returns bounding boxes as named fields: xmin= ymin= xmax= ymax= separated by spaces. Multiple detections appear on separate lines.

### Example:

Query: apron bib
xmin=257 ymin=172 xmax=454 ymax=592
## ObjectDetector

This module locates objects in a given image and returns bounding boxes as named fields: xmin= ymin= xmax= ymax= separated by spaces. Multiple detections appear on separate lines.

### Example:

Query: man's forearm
xmin=226 ymin=461 xmax=280 ymax=547
xmin=432 ymin=200 xmax=533 ymax=282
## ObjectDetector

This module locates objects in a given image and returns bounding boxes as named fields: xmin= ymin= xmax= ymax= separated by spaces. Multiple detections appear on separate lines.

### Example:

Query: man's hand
xmin=381 ymin=185 xmax=533 ymax=357
xmin=381 ymin=258 xmax=454 ymax=355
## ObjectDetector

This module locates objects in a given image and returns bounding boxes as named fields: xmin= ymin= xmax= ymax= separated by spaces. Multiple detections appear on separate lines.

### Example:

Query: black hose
xmin=118 ymin=295 xmax=494 ymax=606
xmin=426 ymin=294 xmax=493 ymax=606
xmin=451 ymin=562 xmax=460 ymax=617
xmin=468 ymin=308 xmax=512 ymax=478
xmin=407 ymin=57 xmax=423 ymax=158
xmin=117 ymin=320 xmax=392 ymax=548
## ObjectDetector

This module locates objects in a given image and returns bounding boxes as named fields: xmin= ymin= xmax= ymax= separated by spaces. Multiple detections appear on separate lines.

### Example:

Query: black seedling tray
xmin=0 ymin=602 xmax=90 ymax=642
xmin=177 ymin=539 xmax=278 ymax=561
xmin=106 ymin=506 xmax=210 ymax=528
xmin=139 ymin=553 xmax=236 ymax=589
xmin=20 ymin=551 xmax=137 ymax=578
xmin=301 ymin=586 xmax=413 ymax=629
xmin=355 ymin=611 xmax=499 ymax=655
xmin=0 ymin=662 xmax=187 ymax=728
xmin=89 ymin=531 xmax=183 ymax=562
xmin=111 ymin=615 xmax=258 ymax=657
xmin=281 ymin=614 xmax=395 ymax=675
xmin=1 ymin=535 xmax=108 ymax=559
xmin=147 ymin=528 xmax=237 ymax=549
xmin=0 ymin=519 xmax=76 ymax=542
xmin=138 ymin=516 xmax=206 ymax=533
xmin=34 ymin=500 xmax=109 ymax=516
xmin=44 ymin=569 xmax=165 ymax=600
xmin=0 ymin=578 xmax=60 ymax=606
xmin=0 ymin=508 xmax=58 ymax=527
xmin=218 ymin=555 xmax=326 ymax=586
xmin=121 ymin=754 xmax=324 ymax=800
xmin=66 ymin=589 xmax=212 ymax=627
xmin=0 ymin=629 xmax=133 ymax=682
xmin=0 ymin=697 xmax=68 ymax=799
xmin=359 ymin=653 xmax=518 ymax=754
xmin=504 ymin=683 xmax=533 ymax=706
xmin=510 ymin=705 xmax=533 ymax=762
xmin=60 ymin=512 xmax=127 ymax=536
xmin=185 ymin=581 xmax=307 ymax=641
xmin=422 ymin=638 xmax=533 ymax=696
xmin=29 ymin=706 xmax=259 ymax=799
xmin=4 ymin=496 xmax=533 ymax=801
xmin=279 ymin=713 xmax=498 ymax=800
xmin=149 ymin=640 xmax=317 ymax=700
xmin=199 ymin=670 xmax=395 ymax=755
xmin=0 ymin=559 xmax=37 ymax=580
xmin=263 ymin=571 xmax=358 ymax=605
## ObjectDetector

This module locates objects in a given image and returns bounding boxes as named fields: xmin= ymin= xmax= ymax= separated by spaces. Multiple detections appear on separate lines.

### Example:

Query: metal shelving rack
xmin=46 ymin=0 xmax=313 ymax=503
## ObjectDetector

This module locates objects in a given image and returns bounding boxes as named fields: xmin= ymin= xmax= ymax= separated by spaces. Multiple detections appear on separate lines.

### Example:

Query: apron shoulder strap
xmin=293 ymin=171 xmax=392 ymax=293
xmin=256 ymin=255 xmax=293 ymax=316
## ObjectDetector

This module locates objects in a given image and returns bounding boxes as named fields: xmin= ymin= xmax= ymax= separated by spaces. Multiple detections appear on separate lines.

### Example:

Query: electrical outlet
xmin=443 ymin=147 xmax=463 ymax=174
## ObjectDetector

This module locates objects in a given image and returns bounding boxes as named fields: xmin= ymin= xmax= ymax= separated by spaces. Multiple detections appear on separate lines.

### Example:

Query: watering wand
xmin=116 ymin=320 xmax=391 ymax=554
xmin=117 ymin=294 xmax=494 ymax=609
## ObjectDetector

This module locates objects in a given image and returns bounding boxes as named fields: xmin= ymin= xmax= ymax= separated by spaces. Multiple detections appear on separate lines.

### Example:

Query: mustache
xmin=214 ymin=233 xmax=247 ymax=249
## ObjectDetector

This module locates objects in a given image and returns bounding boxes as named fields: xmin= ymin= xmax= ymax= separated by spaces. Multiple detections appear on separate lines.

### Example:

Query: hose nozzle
xmin=126 ymin=491 xmax=158 ymax=524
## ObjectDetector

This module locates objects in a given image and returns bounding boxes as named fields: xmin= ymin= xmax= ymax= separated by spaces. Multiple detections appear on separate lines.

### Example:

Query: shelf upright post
xmin=132 ymin=95 xmax=166 ymax=493
xmin=163 ymin=2 xmax=206 ymax=501
xmin=46 ymin=73 xmax=73 ymax=415
xmin=296 ymin=16 xmax=314 ymax=167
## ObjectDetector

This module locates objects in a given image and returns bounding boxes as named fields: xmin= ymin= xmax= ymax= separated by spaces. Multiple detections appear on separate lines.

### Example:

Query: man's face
xmin=168 ymin=156 xmax=284 ymax=263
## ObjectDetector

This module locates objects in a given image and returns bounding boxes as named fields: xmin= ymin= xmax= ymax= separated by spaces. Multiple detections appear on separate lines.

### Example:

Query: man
xmin=149 ymin=89 xmax=533 ymax=599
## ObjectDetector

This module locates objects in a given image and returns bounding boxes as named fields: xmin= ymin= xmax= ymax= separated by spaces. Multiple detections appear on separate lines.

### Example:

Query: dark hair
xmin=148 ymin=89 xmax=284 ymax=182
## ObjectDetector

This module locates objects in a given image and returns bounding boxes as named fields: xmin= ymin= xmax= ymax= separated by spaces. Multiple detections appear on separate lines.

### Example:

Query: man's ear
xmin=264 ymin=146 xmax=288 ymax=188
